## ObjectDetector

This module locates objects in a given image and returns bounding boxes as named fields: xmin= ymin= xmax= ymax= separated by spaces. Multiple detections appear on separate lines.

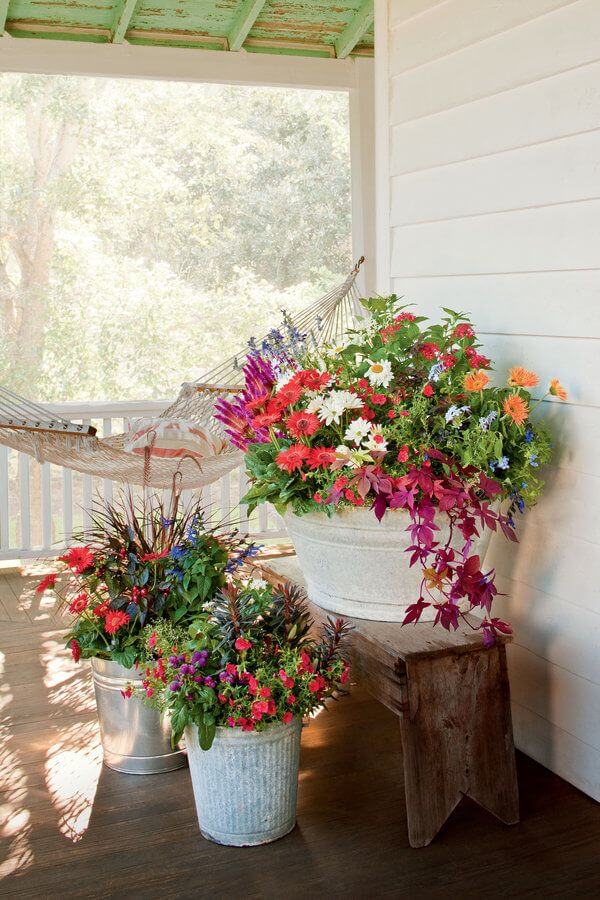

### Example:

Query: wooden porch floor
xmin=1 ymin=566 xmax=599 ymax=899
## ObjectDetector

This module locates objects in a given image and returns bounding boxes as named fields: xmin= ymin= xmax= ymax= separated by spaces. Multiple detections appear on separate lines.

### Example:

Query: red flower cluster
xmin=276 ymin=444 xmax=337 ymax=473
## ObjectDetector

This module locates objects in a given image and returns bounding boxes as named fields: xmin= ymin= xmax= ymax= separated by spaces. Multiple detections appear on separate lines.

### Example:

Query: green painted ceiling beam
xmin=334 ymin=0 xmax=374 ymax=59
xmin=0 ymin=0 xmax=10 ymax=36
xmin=111 ymin=0 xmax=140 ymax=45
xmin=228 ymin=0 xmax=267 ymax=52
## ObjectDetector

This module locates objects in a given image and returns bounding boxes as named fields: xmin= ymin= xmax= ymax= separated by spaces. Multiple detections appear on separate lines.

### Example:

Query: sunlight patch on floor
xmin=44 ymin=720 xmax=102 ymax=843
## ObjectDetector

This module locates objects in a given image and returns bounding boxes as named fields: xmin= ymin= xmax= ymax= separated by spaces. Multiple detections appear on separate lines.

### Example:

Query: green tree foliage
xmin=0 ymin=75 xmax=351 ymax=402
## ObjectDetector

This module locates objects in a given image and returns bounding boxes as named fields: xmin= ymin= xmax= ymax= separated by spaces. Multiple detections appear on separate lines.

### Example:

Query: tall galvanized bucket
xmin=185 ymin=719 xmax=302 ymax=846
xmin=91 ymin=658 xmax=186 ymax=775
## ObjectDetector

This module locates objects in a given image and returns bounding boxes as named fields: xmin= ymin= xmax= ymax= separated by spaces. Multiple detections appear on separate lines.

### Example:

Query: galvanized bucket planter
xmin=285 ymin=506 xmax=494 ymax=622
xmin=185 ymin=718 xmax=302 ymax=846
xmin=91 ymin=658 xmax=186 ymax=775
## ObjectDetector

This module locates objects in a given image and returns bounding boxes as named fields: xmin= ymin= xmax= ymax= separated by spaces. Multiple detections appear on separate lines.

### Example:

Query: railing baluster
xmin=19 ymin=453 xmax=31 ymax=552
xmin=238 ymin=465 xmax=249 ymax=534
xmin=62 ymin=466 xmax=73 ymax=548
xmin=220 ymin=472 xmax=231 ymax=529
xmin=41 ymin=462 xmax=52 ymax=552
xmin=82 ymin=418 xmax=93 ymax=537
xmin=0 ymin=445 xmax=9 ymax=551
xmin=102 ymin=416 xmax=114 ymax=509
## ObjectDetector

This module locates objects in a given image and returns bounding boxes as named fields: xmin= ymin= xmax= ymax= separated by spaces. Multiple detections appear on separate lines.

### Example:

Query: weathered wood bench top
xmin=258 ymin=553 xmax=519 ymax=848
xmin=260 ymin=555 xmax=508 ymax=660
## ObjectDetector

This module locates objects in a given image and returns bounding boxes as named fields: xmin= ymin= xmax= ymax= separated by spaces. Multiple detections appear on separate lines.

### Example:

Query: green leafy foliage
xmin=138 ymin=578 xmax=352 ymax=749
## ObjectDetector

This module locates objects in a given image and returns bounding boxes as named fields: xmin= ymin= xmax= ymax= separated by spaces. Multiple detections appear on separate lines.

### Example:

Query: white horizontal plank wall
xmin=379 ymin=0 xmax=600 ymax=799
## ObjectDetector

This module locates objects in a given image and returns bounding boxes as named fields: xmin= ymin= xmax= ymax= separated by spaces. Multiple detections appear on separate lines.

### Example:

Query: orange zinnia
xmin=503 ymin=393 xmax=529 ymax=426
xmin=507 ymin=366 xmax=539 ymax=389
xmin=463 ymin=370 xmax=490 ymax=392
xmin=549 ymin=378 xmax=567 ymax=401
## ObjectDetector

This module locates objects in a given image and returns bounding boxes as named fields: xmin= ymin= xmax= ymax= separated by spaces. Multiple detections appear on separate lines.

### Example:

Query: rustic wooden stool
xmin=260 ymin=555 xmax=520 ymax=848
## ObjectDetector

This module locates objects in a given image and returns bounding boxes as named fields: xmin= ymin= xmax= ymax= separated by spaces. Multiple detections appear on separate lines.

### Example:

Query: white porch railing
xmin=0 ymin=400 xmax=286 ymax=561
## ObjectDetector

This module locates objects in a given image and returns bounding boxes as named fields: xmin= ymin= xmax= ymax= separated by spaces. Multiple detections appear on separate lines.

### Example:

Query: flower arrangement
xmin=41 ymin=495 xmax=261 ymax=669
xmin=215 ymin=297 xmax=566 ymax=644
xmin=137 ymin=577 xmax=351 ymax=750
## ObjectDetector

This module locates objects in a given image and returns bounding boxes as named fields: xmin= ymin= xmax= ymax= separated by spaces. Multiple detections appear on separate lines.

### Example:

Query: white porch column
xmin=349 ymin=57 xmax=376 ymax=296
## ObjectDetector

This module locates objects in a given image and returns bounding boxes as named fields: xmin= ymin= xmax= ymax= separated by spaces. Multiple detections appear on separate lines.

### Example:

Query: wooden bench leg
xmin=398 ymin=645 xmax=519 ymax=848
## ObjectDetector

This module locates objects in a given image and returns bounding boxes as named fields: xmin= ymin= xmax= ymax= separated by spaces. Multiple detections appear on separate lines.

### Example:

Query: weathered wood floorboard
xmin=1 ymin=567 xmax=600 ymax=897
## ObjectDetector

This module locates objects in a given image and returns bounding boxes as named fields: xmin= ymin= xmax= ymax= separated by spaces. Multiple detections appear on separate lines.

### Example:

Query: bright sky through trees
xmin=0 ymin=75 xmax=351 ymax=402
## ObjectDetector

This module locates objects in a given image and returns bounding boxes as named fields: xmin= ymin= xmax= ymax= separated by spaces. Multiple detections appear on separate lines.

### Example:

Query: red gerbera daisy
xmin=275 ymin=444 xmax=309 ymax=473
xmin=139 ymin=549 xmax=169 ymax=562
xmin=93 ymin=601 xmax=110 ymax=618
xmin=60 ymin=546 xmax=95 ymax=574
xmin=36 ymin=573 xmax=57 ymax=594
xmin=301 ymin=369 xmax=331 ymax=391
xmin=70 ymin=639 xmax=81 ymax=663
xmin=252 ymin=411 xmax=280 ymax=429
xmin=69 ymin=592 xmax=88 ymax=615
xmin=272 ymin=381 xmax=303 ymax=411
xmin=104 ymin=610 xmax=130 ymax=635
xmin=286 ymin=410 xmax=321 ymax=439
xmin=307 ymin=446 xmax=337 ymax=470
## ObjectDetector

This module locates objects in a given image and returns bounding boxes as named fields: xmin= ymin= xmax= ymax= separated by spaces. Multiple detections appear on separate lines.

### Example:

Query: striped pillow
xmin=124 ymin=417 xmax=225 ymax=460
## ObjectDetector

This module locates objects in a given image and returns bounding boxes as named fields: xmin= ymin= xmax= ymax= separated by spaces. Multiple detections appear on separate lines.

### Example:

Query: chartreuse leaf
xmin=199 ymin=717 xmax=216 ymax=751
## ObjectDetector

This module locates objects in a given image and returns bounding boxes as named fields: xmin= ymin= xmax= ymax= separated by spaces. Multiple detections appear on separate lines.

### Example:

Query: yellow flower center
xmin=370 ymin=363 xmax=384 ymax=373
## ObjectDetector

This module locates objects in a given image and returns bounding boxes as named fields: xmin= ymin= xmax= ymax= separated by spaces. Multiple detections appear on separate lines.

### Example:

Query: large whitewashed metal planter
xmin=284 ymin=507 xmax=494 ymax=622
xmin=91 ymin=658 xmax=186 ymax=774
xmin=185 ymin=718 xmax=302 ymax=846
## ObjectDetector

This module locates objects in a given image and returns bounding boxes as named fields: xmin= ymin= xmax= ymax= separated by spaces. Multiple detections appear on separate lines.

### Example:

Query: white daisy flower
xmin=364 ymin=425 xmax=389 ymax=453
xmin=305 ymin=394 xmax=323 ymax=414
xmin=344 ymin=417 xmax=372 ymax=446
xmin=317 ymin=390 xmax=363 ymax=425
xmin=365 ymin=358 xmax=393 ymax=388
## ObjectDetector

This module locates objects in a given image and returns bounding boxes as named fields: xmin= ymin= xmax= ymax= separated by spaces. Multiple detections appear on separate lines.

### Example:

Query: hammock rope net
xmin=0 ymin=264 xmax=362 ymax=490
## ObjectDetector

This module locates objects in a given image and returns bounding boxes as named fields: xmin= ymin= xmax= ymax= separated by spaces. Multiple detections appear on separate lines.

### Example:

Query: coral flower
xmin=549 ymin=378 xmax=567 ymax=401
xmin=463 ymin=370 xmax=490 ymax=392
xmin=503 ymin=393 xmax=530 ymax=426
xmin=36 ymin=573 xmax=57 ymax=594
xmin=104 ymin=610 xmax=130 ymax=635
xmin=508 ymin=366 xmax=539 ymax=389
xmin=286 ymin=410 xmax=320 ymax=439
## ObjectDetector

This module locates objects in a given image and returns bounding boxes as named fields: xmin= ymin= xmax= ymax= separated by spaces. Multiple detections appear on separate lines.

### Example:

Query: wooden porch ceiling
xmin=0 ymin=1 xmax=375 ymax=59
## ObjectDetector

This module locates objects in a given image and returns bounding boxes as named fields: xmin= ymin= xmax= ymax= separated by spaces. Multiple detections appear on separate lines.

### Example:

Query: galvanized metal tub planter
xmin=185 ymin=718 xmax=302 ymax=846
xmin=284 ymin=507 xmax=494 ymax=622
xmin=91 ymin=658 xmax=186 ymax=775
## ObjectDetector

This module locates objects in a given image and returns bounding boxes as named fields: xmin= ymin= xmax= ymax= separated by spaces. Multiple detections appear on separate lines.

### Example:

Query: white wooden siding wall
xmin=381 ymin=0 xmax=600 ymax=799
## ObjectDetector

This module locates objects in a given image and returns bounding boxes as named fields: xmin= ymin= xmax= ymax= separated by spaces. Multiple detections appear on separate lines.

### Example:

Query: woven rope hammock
xmin=0 ymin=263 xmax=362 ymax=490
